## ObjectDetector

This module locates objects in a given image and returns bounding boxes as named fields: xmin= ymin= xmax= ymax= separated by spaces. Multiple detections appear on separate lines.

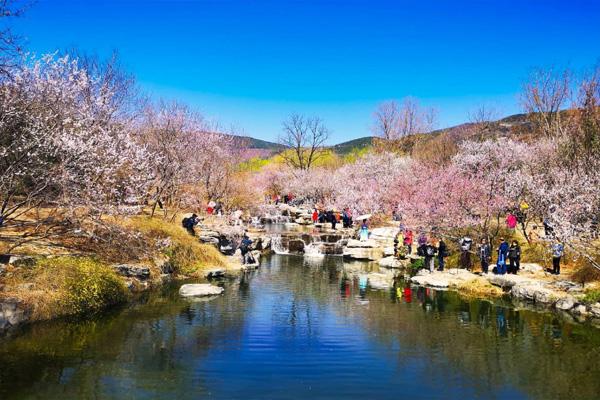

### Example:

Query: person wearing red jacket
xmin=404 ymin=230 xmax=413 ymax=255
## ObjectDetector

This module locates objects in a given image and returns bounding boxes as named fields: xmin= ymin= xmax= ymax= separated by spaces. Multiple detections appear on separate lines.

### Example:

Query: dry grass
xmin=457 ymin=278 xmax=504 ymax=299
xmin=127 ymin=216 xmax=226 ymax=276
xmin=3 ymin=257 xmax=127 ymax=321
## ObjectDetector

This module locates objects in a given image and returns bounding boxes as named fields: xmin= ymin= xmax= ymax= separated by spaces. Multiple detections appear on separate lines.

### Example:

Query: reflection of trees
xmin=2 ymin=256 xmax=600 ymax=400
xmin=0 ymin=281 xmax=251 ymax=399
xmin=350 ymin=287 xmax=600 ymax=400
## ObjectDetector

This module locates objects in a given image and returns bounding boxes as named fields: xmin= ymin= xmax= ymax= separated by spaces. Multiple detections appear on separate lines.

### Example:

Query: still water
xmin=1 ymin=255 xmax=600 ymax=400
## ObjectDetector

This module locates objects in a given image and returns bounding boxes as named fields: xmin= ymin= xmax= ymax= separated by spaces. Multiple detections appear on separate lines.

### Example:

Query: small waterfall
xmin=304 ymin=242 xmax=325 ymax=258
xmin=271 ymin=235 xmax=289 ymax=255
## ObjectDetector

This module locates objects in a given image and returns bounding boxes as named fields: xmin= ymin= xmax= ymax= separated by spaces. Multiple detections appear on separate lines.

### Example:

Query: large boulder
xmin=556 ymin=295 xmax=577 ymax=311
xmin=179 ymin=284 xmax=224 ymax=297
xmin=343 ymin=246 xmax=384 ymax=261
xmin=112 ymin=264 xmax=151 ymax=280
xmin=8 ymin=255 xmax=37 ymax=268
xmin=369 ymin=227 xmax=398 ymax=245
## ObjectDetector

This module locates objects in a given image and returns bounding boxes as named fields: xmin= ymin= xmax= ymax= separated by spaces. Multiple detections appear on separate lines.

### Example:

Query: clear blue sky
xmin=11 ymin=0 xmax=600 ymax=144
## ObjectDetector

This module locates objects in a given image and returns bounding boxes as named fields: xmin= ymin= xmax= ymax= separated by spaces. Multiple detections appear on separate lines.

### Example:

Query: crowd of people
xmin=184 ymin=195 xmax=567 ymax=275
xmin=391 ymin=228 xmax=564 ymax=276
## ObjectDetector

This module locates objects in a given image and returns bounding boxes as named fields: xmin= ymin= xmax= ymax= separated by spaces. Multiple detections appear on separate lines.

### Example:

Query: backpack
xmin=182 ymin=217 xmax=191 ymax=229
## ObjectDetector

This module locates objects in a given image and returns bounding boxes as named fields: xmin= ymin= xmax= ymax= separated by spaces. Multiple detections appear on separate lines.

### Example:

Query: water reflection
xmin=1 ymin=254 xmax=599 ymax=400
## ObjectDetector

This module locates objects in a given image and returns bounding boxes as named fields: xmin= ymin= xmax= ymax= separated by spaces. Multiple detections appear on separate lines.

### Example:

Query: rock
xmin=8 ymin=255 xmax=36 ymax=268
xmin=411 ymin=274 xmax=450 ymax=288
xmin=369 ymin=227 xmax=398 ymax=245
xmin=261 ymin=237 xmax=272 ymax=250
xmin=379 ymin=256 xmax=401 ymax=269
xmin=112 ymin=264 xmax=151 ymax=280
xmin=179 ymin=283 xmax=224 ymax=297
xmin=534 ymin=287 xmax=559 ymax=305
xmin=205 ymin=268 xmax=226 ymax=279
xmin=488 ymin=274 xmax=535 ymax=289
xmin=0 ymin=298 xmax=30 ymax=332
xmin=198 ymin=236 xmax=219 ymax=245
xmin=383 ymin=247 xmax=395 ymax=257
xmin=0 ymin=265 xmax=5 ymax=276
xmin=572 ymin=304 xmax=589 ymax=316
xmin=556 ymin=295 xmax=577 ymax=311
xmin=346 ymin=239 xmax=379 ymax=248
xmin=511 ymin=283 xmax=541 ymax=301
xmin=343 ymin=246 xmax=384 ymax=261
xmin=155 ymin=258 xmax=174 ymax=274
xmin=520 ymin=263 xmax=544 ymax=274
xmin=590 ymin=303 xmax=600 ymax=318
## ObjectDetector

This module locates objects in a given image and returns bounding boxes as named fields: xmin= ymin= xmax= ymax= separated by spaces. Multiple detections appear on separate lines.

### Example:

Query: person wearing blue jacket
xmin=496 ymin=238 xmax=509 ymax=274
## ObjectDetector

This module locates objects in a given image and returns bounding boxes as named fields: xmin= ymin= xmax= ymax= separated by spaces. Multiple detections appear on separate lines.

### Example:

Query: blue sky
xmin=11 ymin=0 xmax=600 ymax=144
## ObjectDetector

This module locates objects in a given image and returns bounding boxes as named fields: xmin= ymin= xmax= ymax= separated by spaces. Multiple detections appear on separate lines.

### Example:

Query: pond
xmin=1 ymin=254 xmax=600 ymax=399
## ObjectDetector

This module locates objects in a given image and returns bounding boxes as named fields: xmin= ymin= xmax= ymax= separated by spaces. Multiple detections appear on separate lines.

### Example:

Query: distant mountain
xmin=330 ymin=137 xmax=374 ymax=155
xmin=237 ymin=136 xmax=280 ymax=150
xmin=236 ymin=113 xmax=533 ymax=159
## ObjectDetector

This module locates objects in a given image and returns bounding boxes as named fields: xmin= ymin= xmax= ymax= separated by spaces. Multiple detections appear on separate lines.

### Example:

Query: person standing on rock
xmin=312 ymin=208 xmax=319 ymax=225
xmin=460 ymin=236 xmax=473 ymax=270
xmin=418 ymin=231 xmax=427 ymax=247
xmin=394 ymin=229 xmax=404 ymax=258
xmin=404 ymin=229 xmax=413 ymax=255
xmin=360 ymin=219 xmax=369 ymax=241
xmin=496 ymin=238 xmax=509 ymax=274
xmin=478 ymin=238 xmax=491 ymax=274
xmin=240 ymin=234 xmax=253 ymax=264
xmin=552 ymin=241 xmax=564 ymax=275
xmin=508 ymin=240 xmax=521 ymax=274
xmin=424 ymin=240 xmax=437 ymax=272
xmin=437 ymin=238 xmax=448 ymax=271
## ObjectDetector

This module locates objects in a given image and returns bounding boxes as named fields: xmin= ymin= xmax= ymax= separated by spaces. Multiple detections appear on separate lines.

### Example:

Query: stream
xmin=1 ymin=254 xmax=600 ymax=399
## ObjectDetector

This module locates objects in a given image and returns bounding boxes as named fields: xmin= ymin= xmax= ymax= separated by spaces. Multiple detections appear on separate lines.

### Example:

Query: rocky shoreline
xmin=3 ymin=204 xmax=600 ymax=335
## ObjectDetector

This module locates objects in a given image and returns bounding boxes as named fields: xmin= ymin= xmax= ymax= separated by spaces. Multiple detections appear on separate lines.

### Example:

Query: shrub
xmin=582 ymin=289 xmax=600 ymax=304
xmin=10 ymin=257 xmax=128 ymax=320
xmin=410 ymin=258 xmax=424 ymax=275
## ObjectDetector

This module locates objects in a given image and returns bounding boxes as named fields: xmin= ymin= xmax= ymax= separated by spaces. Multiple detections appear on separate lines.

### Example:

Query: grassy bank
xmin=1 ymin=216 xmax=227 ymax=325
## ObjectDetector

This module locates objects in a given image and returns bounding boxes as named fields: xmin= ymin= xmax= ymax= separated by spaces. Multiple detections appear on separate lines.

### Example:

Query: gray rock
xmin=534 ymin=287 xmax=558 ymax=305
xmin=520 ymin=263 xmax=544 ymax=274
xmin=511 ymin=283 xmax=540 ymax=301
xmin=590 ymin=303 xmax=600 ymax=318
xmin=8 ymin=255 xmax=36 ymax=268
xmin=205 ymin=268 xmax=226 ymax=279
xmin=112 ymin=264 xmax=151 ymax=280
xmin=0 ymin=298 xmax=30 ymax=332
xmin=179 ymin=283 xmax=224 ymax=297
xmin=199 ymin=236 xmax=219 ymax=245
xmin=556 ymin=296 xmax=576 ymax=311
xmin=383 ymin=247 xmax=395 ymax=257
xmin=261 ymin=237 xmax=272 ymax=250
xmin=572 ymin=304 xmax=589 ymax=316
